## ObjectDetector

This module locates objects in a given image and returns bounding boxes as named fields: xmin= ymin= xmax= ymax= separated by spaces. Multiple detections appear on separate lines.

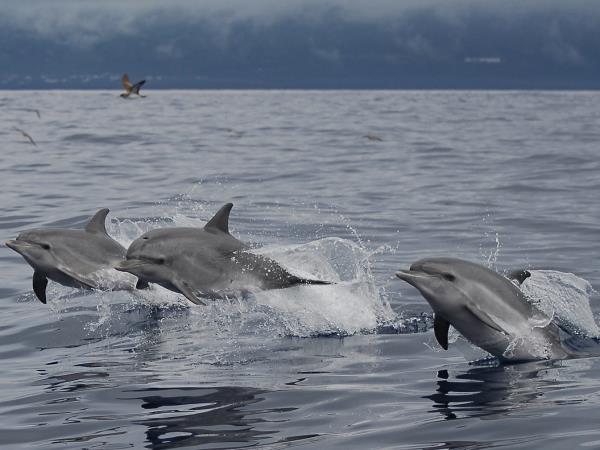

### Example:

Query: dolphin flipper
xmin=33 ymin=271 xmax=48 ymax=304
xmin=204 ymin=203 xmax=233 ymax=234
xmin=508 ymin=269 xmax=531 ymax=285
xmin=172 ymin=278 xmax=207 ymax=306
xmin=85 ymin=208 xmax=110 ymax=236
xmin=434 ymin=314 xmax=450 ymax=350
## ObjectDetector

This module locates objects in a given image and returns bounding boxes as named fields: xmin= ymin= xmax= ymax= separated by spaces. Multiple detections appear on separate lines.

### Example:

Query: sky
xmin=1 ymin=0 xmax=600 ymax=89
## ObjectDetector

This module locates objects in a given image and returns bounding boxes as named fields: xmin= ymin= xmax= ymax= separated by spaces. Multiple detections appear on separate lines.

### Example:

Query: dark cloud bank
xmin=1 ymin=0 xmax=600 ymax=89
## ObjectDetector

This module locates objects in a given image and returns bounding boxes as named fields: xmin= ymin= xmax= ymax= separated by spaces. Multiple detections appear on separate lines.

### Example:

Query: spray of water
xmin=88 ymin=212 xmax=400 ymax=337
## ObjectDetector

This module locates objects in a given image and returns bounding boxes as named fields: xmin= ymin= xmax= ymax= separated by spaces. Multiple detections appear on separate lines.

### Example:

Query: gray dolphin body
xmin=396 ymin=257 xmax=568 ymax=361
xmin=115 ymin=203 xmax=331 ymax=305
xmin=5 ymin=209 xmax=128 ymax=303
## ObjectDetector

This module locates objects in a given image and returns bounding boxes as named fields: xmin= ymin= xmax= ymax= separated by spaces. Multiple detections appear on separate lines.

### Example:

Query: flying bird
xmin=120 ymin=74 xmax=146 ymax=98
xmin=13 ymin=127 xmax=37 ymax=146
xmin=16 ymin=108 xmax=41 ymax=119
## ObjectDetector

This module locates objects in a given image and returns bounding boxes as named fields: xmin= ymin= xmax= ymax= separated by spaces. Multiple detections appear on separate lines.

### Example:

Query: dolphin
xmin=395 ymin=257 xmax=568 ymax=361
xmin=5 ymin=209 xmax=129 ymax=303
xmin=115 ymin=203 xmax=331 ymax=305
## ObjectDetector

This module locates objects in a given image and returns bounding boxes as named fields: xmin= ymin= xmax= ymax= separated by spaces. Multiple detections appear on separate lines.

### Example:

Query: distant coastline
xmin=2 ymin=84 xmax=600 ymax=91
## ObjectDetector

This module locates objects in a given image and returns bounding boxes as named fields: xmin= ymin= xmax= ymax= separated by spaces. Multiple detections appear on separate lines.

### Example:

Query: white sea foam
xmin=521 ymin=270 xmax=600 ymax=338
xmin=452 ymin=269 xmax=599 ymax=363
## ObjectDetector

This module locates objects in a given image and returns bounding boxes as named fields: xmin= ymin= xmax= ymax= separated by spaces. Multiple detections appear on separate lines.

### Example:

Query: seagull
xmin=120 ymin=74 xmax=146 ymax=98
xmin=364 ymin=133 xmax=383 ymax=142
xmin=13 ymin=127 xmax=37 ymax=146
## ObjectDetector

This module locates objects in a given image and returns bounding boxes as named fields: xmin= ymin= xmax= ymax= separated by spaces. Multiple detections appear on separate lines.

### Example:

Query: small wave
xmin=62 ymin=133 xmax=140 ymax=145
xmin=415 ymin=146 xmax=455 ymax=155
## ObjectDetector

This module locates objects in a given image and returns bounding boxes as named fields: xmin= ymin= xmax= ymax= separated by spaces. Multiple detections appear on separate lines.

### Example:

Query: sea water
xmin=1 ymin=90 xmax=600 ymax=449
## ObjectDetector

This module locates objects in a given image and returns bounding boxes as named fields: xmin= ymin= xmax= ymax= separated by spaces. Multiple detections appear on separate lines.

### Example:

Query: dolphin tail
xmin=290 ymin=276 xmax=333 ymax=286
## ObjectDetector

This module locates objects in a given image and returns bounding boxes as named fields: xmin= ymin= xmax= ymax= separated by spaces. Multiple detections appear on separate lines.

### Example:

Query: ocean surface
xmin=1 ymin=90 xmax=600 ymax=449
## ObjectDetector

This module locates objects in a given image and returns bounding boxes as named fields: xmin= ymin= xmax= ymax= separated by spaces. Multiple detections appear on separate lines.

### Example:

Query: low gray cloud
xmin=1 ymin=0 xmax=600 ymax=88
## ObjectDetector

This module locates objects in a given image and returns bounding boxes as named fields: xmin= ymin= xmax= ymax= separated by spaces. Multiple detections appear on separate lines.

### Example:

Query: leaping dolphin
xmin=5 ymin=209 xmax=129 ymax=303
xmin=115 ymin=203 xmax=331 ymax=305
xmin=396 ymin=257 xmax=569 ymax=361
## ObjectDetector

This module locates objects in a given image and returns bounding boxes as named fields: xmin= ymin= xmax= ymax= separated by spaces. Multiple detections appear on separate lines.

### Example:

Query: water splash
xmin=97 ymin=212 xmax=399 ymax=337
xmin=253 ymin=238 xmax=396 ymax=335
xmin=521 ymin=270 xmax=600 ymax=338
xmin=481 ymin=231 xmax=502 ymax=269
xmin=86 ymin=267 xmax=137 ymax=291
xmin=445 ymin=269 xmax=599 ymax=362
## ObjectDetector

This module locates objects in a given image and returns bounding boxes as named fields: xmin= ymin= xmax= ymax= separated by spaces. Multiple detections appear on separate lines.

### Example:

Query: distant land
xmin=3 ymin=71 xmax=600 ymax=90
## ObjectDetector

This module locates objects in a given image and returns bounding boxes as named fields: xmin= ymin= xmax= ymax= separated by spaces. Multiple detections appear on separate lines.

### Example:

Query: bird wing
xmin=132 ymin=79 xmax=146 ymax=95
xmin=25 ymin=132 xmax=36 ymax=146
xmin=122 ymin=73 xmax=132 ymax=91
xmin=13 ymin=127 xmax=36 ymax=146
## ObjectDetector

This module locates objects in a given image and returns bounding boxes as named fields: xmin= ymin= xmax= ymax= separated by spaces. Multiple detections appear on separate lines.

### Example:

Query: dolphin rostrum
xmin=5 ymin=209 xmax=129 ymax=303
xmin=115 ymin=203 xmax=331 ymax=305
xmin=396 ymin=257 xmax=568 ymax=361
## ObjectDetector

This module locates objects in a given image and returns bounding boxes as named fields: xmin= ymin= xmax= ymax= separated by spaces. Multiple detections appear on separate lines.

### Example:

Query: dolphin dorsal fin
xmin=85 ymin=208 xmax=110 ymax=235
xmin=508 ymin=269 xmax=531 ymax=285
xmin=204 ymin=203 xmax=233 ymax=234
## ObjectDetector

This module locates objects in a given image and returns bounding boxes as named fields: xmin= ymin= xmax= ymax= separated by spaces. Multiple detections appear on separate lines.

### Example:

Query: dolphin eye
xmin=442 ymin=273 xmax=455 ymax=281
xmin=143 ymin=237 xmax=149 ymax=240
xmin=157 ymin=258 xmax=165 ymax=264
xmin=41 ymin=243 xmax=51 ymax=250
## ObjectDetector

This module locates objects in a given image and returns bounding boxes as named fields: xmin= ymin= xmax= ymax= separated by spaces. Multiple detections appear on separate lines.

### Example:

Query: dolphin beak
xmin=114 ymin=259 xmax=148 ymax=272
xmin=5 ymin=239 xmax=31 ymax=253
xmin=5 ymin=240 xmax=18 ymax=251
xmin=395 ymin=269 xmax=431 ymax=287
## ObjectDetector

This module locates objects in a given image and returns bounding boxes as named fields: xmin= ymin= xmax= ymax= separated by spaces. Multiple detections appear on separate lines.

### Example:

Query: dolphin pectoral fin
xmin=136 ymin=279 xmax=150 ymax=290
xmin=85 ymin=208 xmax=110 ymax=236
xmin=33 ymin=271 xmax=48 ymax=304
xmin=508 ymin=269 xmax=532 ymax=285
xmin=434 ymin=315 xmax=450 ymax=350
xmin=172 ymin=279 xmax=207 ymax=306
xmin=464 ymin=305 xmax=506 ymax=334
